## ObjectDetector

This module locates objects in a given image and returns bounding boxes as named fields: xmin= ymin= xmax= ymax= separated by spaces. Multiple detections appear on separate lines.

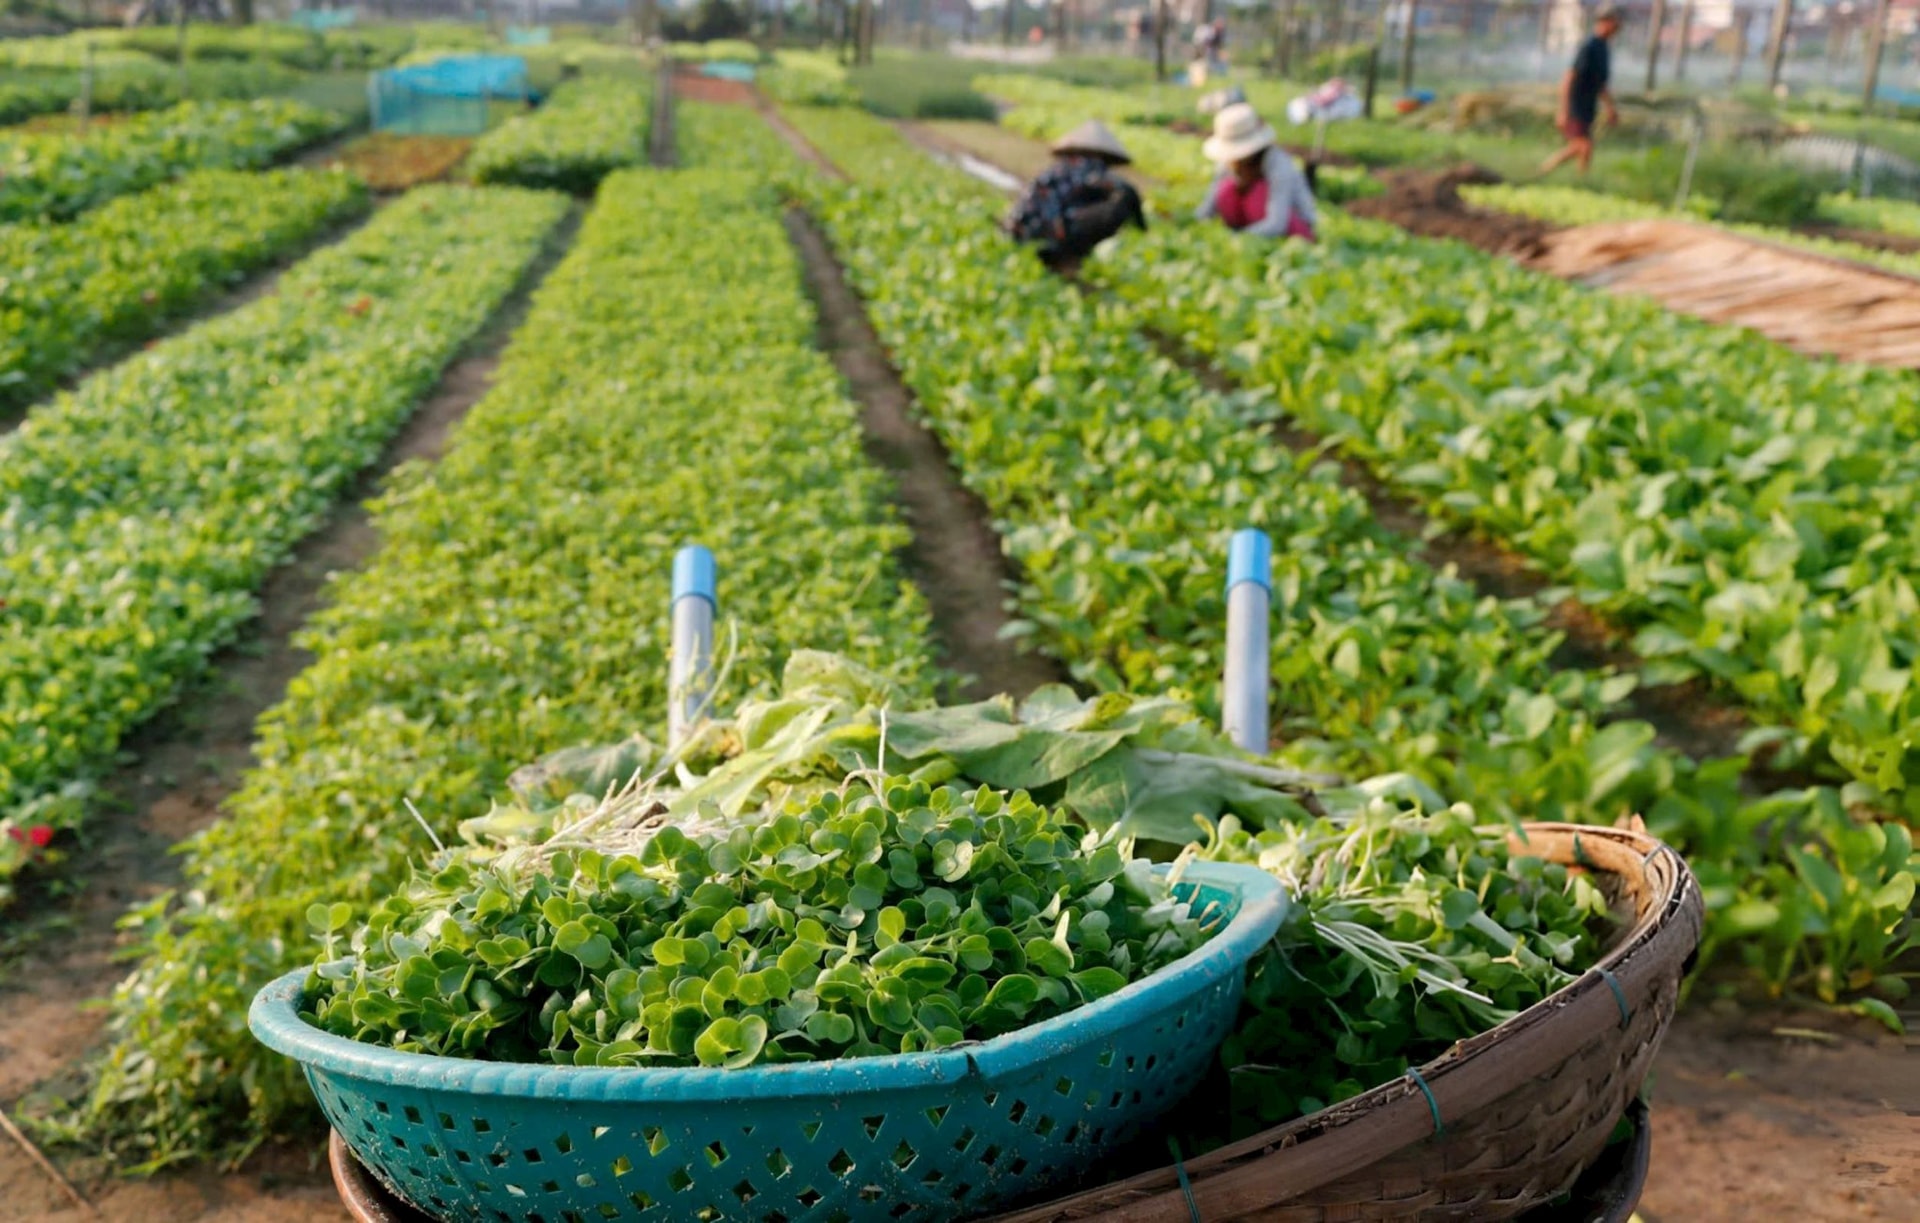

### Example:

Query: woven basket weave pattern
xmin=991 ymin=823 xmax=1702 ymax=1223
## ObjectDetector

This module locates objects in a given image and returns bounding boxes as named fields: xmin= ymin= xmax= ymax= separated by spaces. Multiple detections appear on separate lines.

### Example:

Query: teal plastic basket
xmin=251 ymin=861 xmax=1285 ymax=1223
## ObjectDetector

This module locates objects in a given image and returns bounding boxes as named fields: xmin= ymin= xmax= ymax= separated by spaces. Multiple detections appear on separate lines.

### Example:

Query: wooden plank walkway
xmin=1528 ymin=220 xmax=1920 ymax=369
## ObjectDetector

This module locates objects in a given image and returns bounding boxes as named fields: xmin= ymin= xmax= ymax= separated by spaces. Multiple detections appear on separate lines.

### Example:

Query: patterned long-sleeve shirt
xmin=1004 ymin=156 xmax=1122 ymax=242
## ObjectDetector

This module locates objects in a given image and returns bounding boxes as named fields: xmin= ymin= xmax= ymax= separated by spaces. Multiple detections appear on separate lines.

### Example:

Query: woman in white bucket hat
xmin=1194 ymin=102 xmax=1317 ymax=242
xmin=1003 ymin=119 xmax=1148 ymax=272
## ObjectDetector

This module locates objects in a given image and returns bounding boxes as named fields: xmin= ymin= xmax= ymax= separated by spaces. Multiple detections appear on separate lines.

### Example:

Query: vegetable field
xmin=0 ymin=98 xmax=343 ymax=222
xmin=0 ymin=40 xmax=1912 ymax=1223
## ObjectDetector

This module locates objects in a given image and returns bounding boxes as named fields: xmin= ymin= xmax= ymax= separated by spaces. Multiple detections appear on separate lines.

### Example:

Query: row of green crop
xmin=0 ymin=61 xmax=299 ymax=127
xmin=79 ymin=160 xmax=938 ymax=1164
xmin=0 ymin=185 xmax=567 ymax=900
xmin=1 ymin=166 xmax=367 ymax=414
xmin=778 ymin=105 xmax=1914 ymax=1011
xmin=1464 ymin=182 xmax=1920 ymax=280
xmin=1822 ymin=191 xmax=1920 ymax=239
xmin=0 ymin=24 xmax=413 ymax=72
xmin=1090 ymin=194 xmax=1920 ymax=819
xmin=0 ymin=97 xmax=343 ymax=222
xmin=674 ymin=97 xmax=795 ymax=170
xmin=469 ymin=73 xmax=652 ymax=193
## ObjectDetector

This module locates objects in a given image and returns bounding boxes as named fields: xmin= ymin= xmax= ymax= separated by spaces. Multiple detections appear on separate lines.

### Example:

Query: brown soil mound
xmin=1347 ymin=164 xmax=1556 ymax=259
xmin=672 ymin=70 xmax=756 ymax=106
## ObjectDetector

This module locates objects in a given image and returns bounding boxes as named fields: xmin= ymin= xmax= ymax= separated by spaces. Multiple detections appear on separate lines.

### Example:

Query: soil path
xmin=736 ymin=87 xmax=1062 ymax=700
xmin=1641 ymin=1008 xmax=1919 ymax=1221
xmin=786 ymin=207 xmax=1067 ymax=702
xmin=751 ymin=90 xmax=845 ymax=180
xmin=649 ymin=69 xmax=676 ymax=168
xmin=0 ymin=208 xmax=582 ymax=1223
xmin=1344 ymin=163 xmax=1558 ymax=258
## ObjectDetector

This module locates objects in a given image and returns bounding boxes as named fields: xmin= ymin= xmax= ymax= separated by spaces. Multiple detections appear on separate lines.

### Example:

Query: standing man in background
xmin=1540 ymin=4 xmax=1621 ymax=176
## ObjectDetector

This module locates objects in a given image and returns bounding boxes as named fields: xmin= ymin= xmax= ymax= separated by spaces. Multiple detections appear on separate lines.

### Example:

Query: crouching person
xmin=1003 ymin=120 xmax=1147 ymax=272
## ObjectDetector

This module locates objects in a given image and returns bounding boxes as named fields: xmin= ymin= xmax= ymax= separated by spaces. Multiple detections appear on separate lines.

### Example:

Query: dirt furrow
xmin=650 ymin=69 xmax=676 ymax=169
xmin=0 ymin=207 xmax=582 ymax=1223
xmin=785 ymin=208 xmax=1066 ymax=702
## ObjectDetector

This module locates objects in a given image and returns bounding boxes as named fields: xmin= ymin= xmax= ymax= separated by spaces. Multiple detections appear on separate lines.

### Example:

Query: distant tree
xmin=664 ymin=0 xmax=751 ymax=39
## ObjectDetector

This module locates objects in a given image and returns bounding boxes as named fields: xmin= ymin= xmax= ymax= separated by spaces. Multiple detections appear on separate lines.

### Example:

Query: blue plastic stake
xmin=669 ymin=546 xmax=717 ymax=750
xmin=1223 ymin=529 xmax=1272 ymax=754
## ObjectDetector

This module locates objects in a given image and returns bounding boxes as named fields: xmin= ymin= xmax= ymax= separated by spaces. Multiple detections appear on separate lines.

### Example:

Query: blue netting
xmin=506 ymin=26 xmax=552 ymax=46
xmin=291 ymin=10 xmax=355 ymax=30
xmin=701 ymin=62 xmax=757 ymax=82
xmin=371 ymin=55 xmax=530 ymax=136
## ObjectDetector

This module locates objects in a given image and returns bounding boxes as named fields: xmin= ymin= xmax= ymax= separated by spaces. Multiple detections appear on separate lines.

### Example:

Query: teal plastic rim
xmin=250 ymin=860 xmax=1286 ymax=1101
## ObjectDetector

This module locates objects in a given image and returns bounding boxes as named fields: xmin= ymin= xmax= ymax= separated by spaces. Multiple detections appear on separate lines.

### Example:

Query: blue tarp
xmin=290 ymin=10 xmax=355 ymax=31
xmin=370 ymin=55 xmax=530 ymax=135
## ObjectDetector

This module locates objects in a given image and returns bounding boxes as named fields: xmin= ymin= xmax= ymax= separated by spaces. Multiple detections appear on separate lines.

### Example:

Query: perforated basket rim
xmin=250 ymin=859 xmax=1285 ymax=1102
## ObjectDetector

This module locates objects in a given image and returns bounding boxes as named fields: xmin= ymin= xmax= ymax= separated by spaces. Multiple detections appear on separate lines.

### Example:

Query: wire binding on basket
xmin=1594 ymin=968 xmax=1633 ymax=1029
xmin=1405 ymin=1068 xmax=1444 ymax=1136
xmin=1166 ymin=1137 xmax=1203 ymax=1223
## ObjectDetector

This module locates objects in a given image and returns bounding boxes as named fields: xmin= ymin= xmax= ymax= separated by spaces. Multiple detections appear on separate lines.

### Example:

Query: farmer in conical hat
xmin=1195 ymin=102 xmax=1317 ymax=242
xmin=1003 ymin=119 xmax=1148 ymax=272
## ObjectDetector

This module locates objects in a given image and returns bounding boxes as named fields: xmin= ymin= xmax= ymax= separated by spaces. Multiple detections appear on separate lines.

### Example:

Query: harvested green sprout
xmin=1198 ymin=802 xmax=1618 ymax=1140
xmin=303 ymin=777 xmax=1208 ymax=1067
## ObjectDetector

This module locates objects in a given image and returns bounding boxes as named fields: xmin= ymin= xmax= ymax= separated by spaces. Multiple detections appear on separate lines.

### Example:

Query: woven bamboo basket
xmin=328 ymin=822 xmax=1697 ymax=1223
xmin=986 ymin=821 xmax=1702 ymax=1223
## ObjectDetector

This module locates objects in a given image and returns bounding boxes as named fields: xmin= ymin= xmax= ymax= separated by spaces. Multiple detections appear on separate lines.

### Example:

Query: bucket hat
xmin=1052 ymin=119 xmax=1132 ymax=164
xmin=1203 ymin=102 xmax=1278 ymax=164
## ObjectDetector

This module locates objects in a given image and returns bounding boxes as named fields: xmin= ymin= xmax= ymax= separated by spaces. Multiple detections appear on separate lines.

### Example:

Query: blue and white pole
xmin=1222 ymin=529 xmax=1272 ymax=755
xmin=669 ymin=545 xmax=717 ymax=750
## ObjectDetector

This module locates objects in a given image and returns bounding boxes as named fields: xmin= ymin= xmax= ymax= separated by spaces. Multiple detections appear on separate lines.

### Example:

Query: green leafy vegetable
xmin=1195 ymin=801 xmax=1614 ymax=1140
xmin=0 ymin=166 xmax=367 ymax=412
xmin=0 ymin=184 xmax=567 ymax=902
xmin=305 ymin=777 xmax=1206 ymax=1066
xmin=469 ymin=75 xmax=652 ymax=193
xmin=0 ymin=98 xmax=344 ymax=222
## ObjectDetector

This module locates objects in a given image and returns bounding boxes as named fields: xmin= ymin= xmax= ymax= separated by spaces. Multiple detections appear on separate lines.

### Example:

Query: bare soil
xmin=672 ymin=71 xmax=756 ymax=107
xmin=1346 ymin=164 xmax=1559 ymax=260
xmin=0 ymin=209 xmax=580 ymax=1223
xmin=1639 ymin=1007 xmax=1920 ymax=1221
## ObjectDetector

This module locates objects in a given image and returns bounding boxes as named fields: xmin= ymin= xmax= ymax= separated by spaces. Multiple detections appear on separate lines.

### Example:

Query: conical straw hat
xmin=1051 ymin=119 xmax=1132 ymax=164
